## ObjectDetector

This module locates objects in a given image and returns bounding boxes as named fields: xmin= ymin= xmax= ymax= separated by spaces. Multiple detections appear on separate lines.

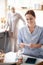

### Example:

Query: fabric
xmin=18 ymin=25 xmax=43 ymax=57
xmin=8 ymin=12 xmax=25 ymax=33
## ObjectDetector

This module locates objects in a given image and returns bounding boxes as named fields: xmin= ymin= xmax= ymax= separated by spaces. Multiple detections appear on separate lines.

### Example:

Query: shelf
xmin=21 ymin=7 xmax=43 ymax=11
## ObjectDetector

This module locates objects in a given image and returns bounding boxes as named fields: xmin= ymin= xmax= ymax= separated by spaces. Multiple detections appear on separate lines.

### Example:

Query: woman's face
xmin=25 ymin=14 xmax=36 ymax=28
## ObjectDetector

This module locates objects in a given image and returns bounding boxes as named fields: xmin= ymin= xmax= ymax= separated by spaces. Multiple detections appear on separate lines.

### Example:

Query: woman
xmin=18 ymin=10 xmax=43 ymax=58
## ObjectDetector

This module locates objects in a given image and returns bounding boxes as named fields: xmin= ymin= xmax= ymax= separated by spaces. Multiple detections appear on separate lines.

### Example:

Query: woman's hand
xmin=20 ymin=43 xmax=25 ymax=48
xmin=30 ymin=44 xmax=41 ymax=48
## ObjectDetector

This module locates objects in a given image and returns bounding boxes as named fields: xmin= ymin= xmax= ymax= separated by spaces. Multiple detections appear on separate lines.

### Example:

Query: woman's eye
xmin=30 ymin=18 xmax=33 ymax=20
xmin=26 ymin=18 xmax=33 ymax=21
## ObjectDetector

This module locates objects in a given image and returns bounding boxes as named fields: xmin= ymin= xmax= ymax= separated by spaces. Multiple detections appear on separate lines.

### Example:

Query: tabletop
xmin=21 ymin=55 xmax=43 ymax=65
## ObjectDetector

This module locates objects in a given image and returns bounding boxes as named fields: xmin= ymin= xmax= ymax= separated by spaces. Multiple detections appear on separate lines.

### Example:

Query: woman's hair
xmin=25 ymin=10 xmax=36 ymax=17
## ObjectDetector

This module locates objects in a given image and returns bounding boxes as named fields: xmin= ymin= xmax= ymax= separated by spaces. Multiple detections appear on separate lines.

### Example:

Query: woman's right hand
xmin=20 ymin=43 xmax=25 ymax=48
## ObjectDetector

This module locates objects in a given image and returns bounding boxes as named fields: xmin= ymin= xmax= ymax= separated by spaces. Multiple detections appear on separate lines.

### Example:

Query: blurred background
xmin=0 ymin=0 xmax=43 ymax=56
xmin=0 ymin=0 xmax=43 ymax=30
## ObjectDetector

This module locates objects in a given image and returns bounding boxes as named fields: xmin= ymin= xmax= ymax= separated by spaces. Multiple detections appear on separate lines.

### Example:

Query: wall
xmin=0 ymin=0 xmax=5 ymax=18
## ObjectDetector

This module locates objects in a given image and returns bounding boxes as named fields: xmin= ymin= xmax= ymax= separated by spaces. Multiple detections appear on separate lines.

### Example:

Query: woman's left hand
xmin=30 ymin=43 xmax=41 ymax=48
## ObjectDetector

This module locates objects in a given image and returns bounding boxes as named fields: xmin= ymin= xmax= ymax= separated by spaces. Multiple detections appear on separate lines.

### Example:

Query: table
xmin=21 ymin=55 xmax=43 ymax=65
xmin=0 ymin=62 xmax=20 ymax=65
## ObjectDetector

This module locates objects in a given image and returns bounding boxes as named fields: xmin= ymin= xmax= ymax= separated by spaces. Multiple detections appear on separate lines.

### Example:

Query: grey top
xmin=7 ymin=12 xmax=25 ymax=32
xmin=18 ymin=25 xmax=43 ymax=57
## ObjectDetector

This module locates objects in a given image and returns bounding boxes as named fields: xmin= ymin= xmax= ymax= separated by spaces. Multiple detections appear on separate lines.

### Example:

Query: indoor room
xmin=0 ymin=0 xmax=43 ymax=65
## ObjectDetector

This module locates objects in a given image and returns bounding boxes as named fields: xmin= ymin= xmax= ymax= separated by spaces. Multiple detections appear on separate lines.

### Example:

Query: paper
xmin=24 ymin=43 xmax=31 ymax=47
xmin=4 ymin=52 xmax=17 ymax=63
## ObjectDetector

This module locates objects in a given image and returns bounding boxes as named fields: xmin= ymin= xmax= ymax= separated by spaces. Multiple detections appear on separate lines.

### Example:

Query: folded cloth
xmin=4 ymin=52 xmax=17 ymax=63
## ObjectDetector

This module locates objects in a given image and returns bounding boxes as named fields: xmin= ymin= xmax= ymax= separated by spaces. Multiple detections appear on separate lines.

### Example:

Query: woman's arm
xmin=19 ymin=43 xmax=42 ymax=48
xmin=19 ymin=43 xmax=25 ymax=48
xmin=30 ymin=43 xmax=42 ymax=48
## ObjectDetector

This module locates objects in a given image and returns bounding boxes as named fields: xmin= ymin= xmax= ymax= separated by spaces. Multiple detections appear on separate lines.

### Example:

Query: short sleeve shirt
xmin=18 ymin=25 xmax=43 ymax=56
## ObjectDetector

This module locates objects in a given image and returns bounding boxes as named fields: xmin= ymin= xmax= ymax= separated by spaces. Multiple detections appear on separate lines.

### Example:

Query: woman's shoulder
xmin=19 ymin=26 xmax=27 ymax=32
xmin=36 ymin=25 xmax=43 ymax=32
xmin=21 ymin=26 xmax=27 ymax=30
